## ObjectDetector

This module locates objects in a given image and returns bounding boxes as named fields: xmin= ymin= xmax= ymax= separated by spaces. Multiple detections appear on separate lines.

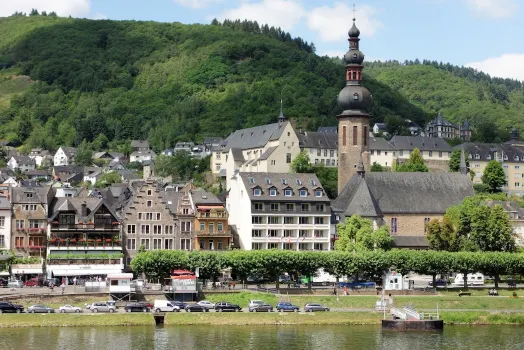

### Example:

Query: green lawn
xmin=203 ymin=292 xmax=524 ymax=310
xmin=0 ymin=314 xmax=154 ymax=327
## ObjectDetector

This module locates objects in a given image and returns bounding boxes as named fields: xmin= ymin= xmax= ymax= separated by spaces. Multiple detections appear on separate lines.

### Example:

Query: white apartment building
xmin=227 ymin=172 xmax=332 ymax=251
xmin=0 ymin=197 xmax=11 ymax=249
xmin=53 ymin=147 xmax=77 ymax=166
xmin=211 ymin=119 xmax=300 ymax=189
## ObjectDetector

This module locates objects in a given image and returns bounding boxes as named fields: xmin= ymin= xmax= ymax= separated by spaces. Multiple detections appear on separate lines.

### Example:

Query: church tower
xmin=337 ymin=17 xmax=373 ymax=194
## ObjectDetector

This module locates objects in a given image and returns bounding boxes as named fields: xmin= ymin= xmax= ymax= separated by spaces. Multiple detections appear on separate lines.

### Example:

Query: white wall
xmin=226 ymin=175 xmax=252 ymax=250
xmin=370 ymin=150 xmax=396 ymax=168
xmin=0 ymin=208 xmax=11 ymax=249
xmin=54 ymin=148 xmax=69 ymax=166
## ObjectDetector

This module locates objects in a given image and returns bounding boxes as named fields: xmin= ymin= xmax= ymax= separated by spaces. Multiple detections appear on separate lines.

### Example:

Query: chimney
xmin=81 ymin=201 xmax=87 ymax=218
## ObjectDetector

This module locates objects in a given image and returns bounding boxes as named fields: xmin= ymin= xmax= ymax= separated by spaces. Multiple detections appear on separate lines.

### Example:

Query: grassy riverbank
xmin=203 ymin=292 xmax=524 ymax=310
xmin=0 ymin=314 xmax=155 ymax=327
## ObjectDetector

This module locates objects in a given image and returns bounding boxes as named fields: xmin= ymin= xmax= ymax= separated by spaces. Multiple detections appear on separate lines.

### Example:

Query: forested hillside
xmin=0 ymin=14 xmax=522 ymax=152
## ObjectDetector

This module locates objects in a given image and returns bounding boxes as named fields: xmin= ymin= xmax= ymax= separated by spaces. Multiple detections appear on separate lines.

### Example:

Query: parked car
xmin=0 ymin=278 xmax=8 ymax=287
xmin=7 ymin=280 xmax=23 ymax=289
xmin=24 ymin=278 xmax=41 ymax=287
xmin=249 ymin=303 xmax=273 ymax=312
xmin=59 ymin=305 xmax=82 ymax=313
xmin=0 ymin=301 xmax=24 ymax=313
xmin=248 ymin=300 xmax=266 ymax=308
xmin=28 ymin=305 xmax=54 ymax=313
xmin=125 ymin=303 xmax=150 ymax=313
xmin=197 ymin=300 xmax=215 ymax=310
xmin=215 ymin=302 xmax=242 ymax=312
xmin=304 ymin=303 xmax=330 ymax=312
xmin=170 ymin=301 xmax=188 ymax=310
xmin=279 ymin=275 xmax=292 ymax=283
xmin=139 ymin=301 xmax=154 ymax=309
xmin=428 ymin=279 xmax=449 ymax=287
xmin=276 ymin=302 xmax=299 ymax=312
xmin=185 ymin=304 xmax=208 ymax=312
xmin=87 ymin=302 xmax=116 ymax=313
xmin=153 ymin=300 xmax=180 ymax=312
xmin=43 ymin=278 xmax=61 ymax=287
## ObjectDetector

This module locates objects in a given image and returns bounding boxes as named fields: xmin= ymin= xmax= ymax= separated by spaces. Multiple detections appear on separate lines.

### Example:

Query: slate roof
xmin=427 ymin=113 xmax=459 ymax=128
xmin=369 ymin=137 xmax=396 ymax=150
xmin=204 ymin=137 xmax=223 ymax=145
xmin=60 ymin=147 xmax=78 ymax=157
xmin=457 ymin=143 xmax=524 ymax=162
xmin=392 ymin=236 xmax=429 ymax=248
xmin=191 ymin=189 xmax=224 ymax=205
xmin=131 ymin=140 xmax=149 ymax=149
xmin=298 ymin=131 xmax=338 ymax=150
xmin=389 ymin=136 xmax=452 ymax=152
xmin=483 ymin=200 xmax=524 ymax=217
xmin=332 ymin=172 xmax=474 ymax=215
xmin=12 ymin=156 xmax=35 ymax=165
xmin=258 ymin=146 xmax=278 ymax=161
xmin=11 ymin=186 xmax=52 ymax=204
xmin=0 ymin=196 xmax=10 ymax=209
xmin=159 ymin=190 xmax=182 ymax=215
xmin=317 ymin=126 xmax=338 ymax=133
xmin=25 ymin=170 xmax=50 ymax=177
xmin=219 ymin=122 xmax=288 ymax=152
xmin=48 ymin=197 xmax=118 ymax=221
xmin=239 ymin=172 xmax=329 ymax=203
xmin=231 ymin=148 xmax=245 ymax=162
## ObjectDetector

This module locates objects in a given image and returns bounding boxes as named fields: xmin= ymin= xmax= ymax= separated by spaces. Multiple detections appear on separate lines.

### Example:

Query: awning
xmin=12 ymin=268 xmax=43 ymax=274
xmin=0 ymin=271 xmax=9 ymax=276
xmin=51 ymin=269 xmax=122 ymax=277
xmin=197 ymin=206 xmax=223 ymax=210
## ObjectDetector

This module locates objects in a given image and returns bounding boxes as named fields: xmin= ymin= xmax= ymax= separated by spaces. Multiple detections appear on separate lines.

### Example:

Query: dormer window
xmin=487 ymin=154 xmax=491 ymax=160
xmin=468 ymin=154 xmax=472 ymax=159
xmin=315 ymin=190 xmax=323 ymax=197
xmin=353 ymin=93 xmax=359 ymax=100
xmin=253 ymin=188 xmax=262 ymax=196
xmin=475 ymin=154 xmax=480 ymax=160
xmin=249 ymin=177 xmax=255 ymax=184
xmin=269 ymin=189 xmax=277 ymax=197
xmin=300 ymin=190 xmax=308 ymax=197
xmin=504 ymin=155 xmax=508 ymax=160
xmin=515 ymin=156 xmax=520 ymax=161
xmin=25 ymin=193 xmax=33 ymax=198
xmin=284 ymin=189 xmax=292 ymax=197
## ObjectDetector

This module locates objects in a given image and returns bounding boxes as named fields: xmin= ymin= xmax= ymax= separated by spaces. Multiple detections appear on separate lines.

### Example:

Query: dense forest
xmin=0 ymin=14 xmax=522 ymax=153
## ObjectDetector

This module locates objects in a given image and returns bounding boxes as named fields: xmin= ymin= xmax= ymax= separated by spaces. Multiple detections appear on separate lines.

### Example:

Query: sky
xmin=2 ymin=0 xmax=524 ymax=81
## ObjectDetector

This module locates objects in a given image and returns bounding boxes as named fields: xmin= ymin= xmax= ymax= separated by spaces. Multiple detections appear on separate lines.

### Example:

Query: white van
xmin=452 ymin=273 xmax=485 ymax=286
xmin=153 ymin=300 xmax=180 ymax=312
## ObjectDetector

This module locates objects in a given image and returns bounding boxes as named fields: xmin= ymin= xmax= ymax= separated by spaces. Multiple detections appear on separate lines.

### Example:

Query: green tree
xmin=94 ymin=171 xmax=122 ymax=188
xmin=313 ymin=165 xmax=337 ymax=198
xmin=290 ymin=150 xmax=314 ymax=173
xmin=154 ymin=154 xmax=174 ymax=177
xmin=449 ymin=148 xmax=470 ymax=172
xmin=427 ymin=217 xmax=460 ymax=251
xmin=470 ymin=205 xmax=516 ymax=253
xmin=335 ymin=216 xmax=391 ymax=251
xmin=370 ymin=162 xmax=385 ymax=172
xmin=481 ymin=160 xmax=506 ymax=193
xmin=74 ymin=140 xmax=93 ymax=166
xmin=396 ymin=148 xmax=428 ymax=172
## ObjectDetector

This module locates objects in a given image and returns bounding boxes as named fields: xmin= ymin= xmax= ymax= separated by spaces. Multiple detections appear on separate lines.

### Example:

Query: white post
xmin=437 ymin=303 xmax=439 ymax=319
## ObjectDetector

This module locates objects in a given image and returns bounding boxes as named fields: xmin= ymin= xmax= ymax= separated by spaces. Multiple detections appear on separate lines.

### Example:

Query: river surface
xmin=0 ymin=325 xmax=522 ymax=349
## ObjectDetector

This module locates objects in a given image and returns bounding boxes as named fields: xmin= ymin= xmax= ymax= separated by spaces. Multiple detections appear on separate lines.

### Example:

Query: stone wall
xmin=383 ymin=214 xmax=444 ymax=236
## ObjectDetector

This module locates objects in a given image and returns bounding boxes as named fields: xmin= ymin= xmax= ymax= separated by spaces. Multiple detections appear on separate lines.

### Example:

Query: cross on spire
xmin=352 ymin=3 xmax=357 ymax=21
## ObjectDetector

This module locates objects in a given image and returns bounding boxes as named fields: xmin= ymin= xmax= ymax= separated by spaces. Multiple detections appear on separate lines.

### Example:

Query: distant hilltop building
xmin=425 ymin=112 xmax=471 ymax=141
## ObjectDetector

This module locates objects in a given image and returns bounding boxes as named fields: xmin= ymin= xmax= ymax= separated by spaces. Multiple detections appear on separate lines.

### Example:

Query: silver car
xmin=196 ymin=300 xmax=215 ymax=310
xmin=28 ymin=305 xmax=55 ymax=313
xmin=88 ymin=302 xmax=116 ymax=313
xmin=59 ymin=305 xmax=83 ymax=313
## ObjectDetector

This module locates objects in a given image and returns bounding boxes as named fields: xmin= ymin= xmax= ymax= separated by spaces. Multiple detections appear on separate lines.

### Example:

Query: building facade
xmin=192 ymin=190 xmax=232 ymax=251
xmin=47 ymin=197 xmax=123 ymax=278
xmin=0 ymin=197 xmax=11 ymax=250
xmin=426 ymin=113 xmax=471 ymax=141
xmin=121 ymin=181 xmax=180 ymax=265
xmin=298 ymin=131 xmax=338 ymax=167
xmin=53 ymin=147 xmax=77 ymax=166
xmin=227 ymin=173 xmax=332 ymax=251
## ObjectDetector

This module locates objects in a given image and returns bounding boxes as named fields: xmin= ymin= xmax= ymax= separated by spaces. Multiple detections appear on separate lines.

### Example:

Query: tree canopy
xmin=396 ymin=148 xmax=428 ymax=172
xmin=335 ymin=215 xmax=393 ymax=252
xmin=482 ymin=160 xmax=506 ymax=193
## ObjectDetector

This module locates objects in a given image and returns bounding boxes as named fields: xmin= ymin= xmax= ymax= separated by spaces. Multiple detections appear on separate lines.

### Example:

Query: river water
xmin=0 ymin=325 xmax=522 ymax=349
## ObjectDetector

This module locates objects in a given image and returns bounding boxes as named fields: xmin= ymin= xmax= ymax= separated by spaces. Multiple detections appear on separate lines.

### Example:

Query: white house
xmin=130 ymin=150 xmax=156 ymax=164
xmin=0 ymin=197 xmax=11 ymax=249
xmin=28 ymin=149 xmax=52 ymax=167
xmin=7 ymin=156 xmax=36 ymax=172
xmin=227 ymin=172 xmax=332 ymax=251
xmin=54 ymin=147 xmax=77 ymax=166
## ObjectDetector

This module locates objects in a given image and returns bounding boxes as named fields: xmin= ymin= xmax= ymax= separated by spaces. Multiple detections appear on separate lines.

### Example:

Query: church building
xmin=331 ymin=18 xmax=474 ymax=249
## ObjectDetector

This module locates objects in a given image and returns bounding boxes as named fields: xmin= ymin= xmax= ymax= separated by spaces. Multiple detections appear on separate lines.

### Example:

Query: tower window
xmin=342 ymin=126 xmax=347 ymax=146
xmin=363 ymin=126 xmax=368 ymax=147
xmin=353 ymin=53 xmax=357 ymax=58
xmin=353 ymin=126 xmax=358 ymax=146
xmin=353 ymin=93 xmax=359 ymax=100
xmin=352 ymin=72 xmax=357 ymax=80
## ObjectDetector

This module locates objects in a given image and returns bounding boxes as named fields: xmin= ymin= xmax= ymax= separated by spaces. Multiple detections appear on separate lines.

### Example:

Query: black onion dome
xmin=344 ymin=49 xmax=364 ymax=64
xmin=348 ymin=21 xmax=360 ymax=37
xmin=337 ymin=85 xmax=372 ymax=111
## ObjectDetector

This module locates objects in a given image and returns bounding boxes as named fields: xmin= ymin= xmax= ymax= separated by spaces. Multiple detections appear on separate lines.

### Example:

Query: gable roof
xmin=220 ymin=121 xmax=289 ymax=152
xmin=11 ymin=156 xmax=35 ymax=165
xmin=131 ymin=140 xmax=149 ymax=149
xmin=11 ymin=186 xmax=52 ymax=204
xmin=49 ymin=197 xmax=118 ymax=222
xmin=333 ymin=172 xmax=474 ymax=215
xmin=389 ymin=136 xmax=452 ymax=152
xmin=369 ymin=137 xmax=396 ymax=151
xmin=341 ymin=177 xmax=382 ymax=217
xmin=458 ymin=142 xmax=524 ymax=162
xmin=317 ymin=126 xmax=337 ymax=133
xmin=59 ymin=147 xmax=77 ymax=157
xmin=298 ymin=131 xmax=338 ymax=150
xmin=239 ymin=172 xmax=329 ymax=202
xmin=191 ymin=189 xmax=224 ymax=205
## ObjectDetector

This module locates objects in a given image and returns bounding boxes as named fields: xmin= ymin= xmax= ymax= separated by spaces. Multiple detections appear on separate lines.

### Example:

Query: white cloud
xmin=0 ymin=0 xmax=91 ymax=17
xmin=217 ymin=0 xmax=306 ymax=32
xmin=465 ymin=0 xmax=519 ymax=18
xmin=307 ymin=2 xmax=383 ymax=42
xmin=174 ymin=0 xmax=222 ymax=9
xmin=92 ymin=13 xmax=107 ymax=20
xmin=466 ymin=54 xmax=524 ymax=81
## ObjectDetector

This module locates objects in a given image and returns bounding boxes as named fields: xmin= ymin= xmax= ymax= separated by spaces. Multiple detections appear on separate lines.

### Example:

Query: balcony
xmin=50 ymin=222 xmax=120 ymax=231
xmin=15 ymin=228 xmax=46 ymax=234
xmin=195 ymin=212 xmax=228 ymax=219
xmin=195 ymin=229 xmax=232 ymax=237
